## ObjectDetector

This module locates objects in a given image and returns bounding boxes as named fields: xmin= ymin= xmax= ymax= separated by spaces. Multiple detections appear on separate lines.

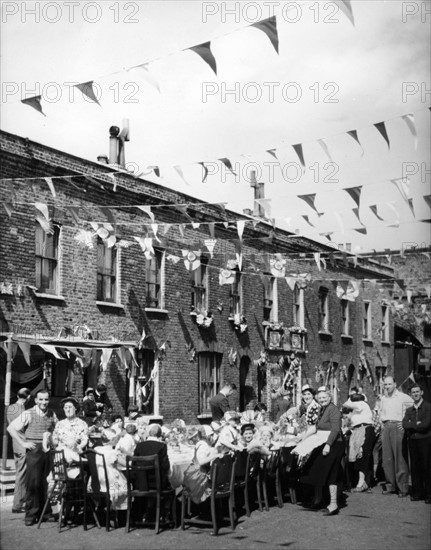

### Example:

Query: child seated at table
xmin=217 ymin=411 xmax=242 ymax=453
xmin=115 ymin=424 xmax=138 ymax=456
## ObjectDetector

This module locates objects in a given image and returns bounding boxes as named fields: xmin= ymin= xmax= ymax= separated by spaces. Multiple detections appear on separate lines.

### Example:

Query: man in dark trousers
xmin=209 ymin=383 xmax=237 ymax=421
xmin=402 ymin=384 xmax=431 ymax=503
xmin=133 ymin=424 xmax=172 ymax=523
xmin=7 ymin=389 xmax=57 ymax=526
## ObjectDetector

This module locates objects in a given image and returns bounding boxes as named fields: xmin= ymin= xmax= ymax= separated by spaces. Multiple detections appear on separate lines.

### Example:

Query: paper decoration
xmin=137 ymin=205 xmax=155 ymax=222
xmin=298 ymin=194 xmax=320 ymax=215
xmin=292 ymin=144 xmax=305 ymax=167
xmin=266 ymin=149 xmax=278 ymax=160
xmin=204 ymin=239 xmax=217 ymax=257
xmin=219 ymin=158 xmax=237 ymax=175
xmin=44 ymin=177 xmax=56 ymax=198
xmin=100 ymin=349 xmax=114 ymax=371
xmin=166 ymin=254 xmax=181 ymax=264
xmin=313 ymin=253 xmax=322 ymax=271
xmin=374 ymin=122 xmax=390 ymax=149
xmin=285 ymin=277 xmax=296 ymax=291
xmin=270 ymin=257 xmax=286 ymax=277
xmin=174 ymin=165 xmax=189 ymax=185
xmin=21 ymin=95 xmax=45 ymax=116
xmin=347 ymin=130 xmax=364 ymax=156
xmin=200 ymin=162 xmax=209 ymax=183
xmin=75 ymin=81 xmax=100 ymax=105
xmin=369 ymin=205 xmax=385 ymax=221
xmin=188 ymin=42 xmax=217 ymax=75
xmin=352 ymin=207 xmax=365 ymax=226
xmin=317 ymin=138 xmax=333 ymax=162
xmin=401 ymin=114 xmax=418 ymax=150
xmin=134 ymin=237 xmax=154 ymax=259
xmin=219 ymin=269 xmax=236 ymax=285
xmin=236 ymin=220 xmax=246 ymax=240
xmin=34 ymin=202 xmax=49 ymax=221
xmin=353 ymin=227 xmax=367 ymax=235
xmin=250 ymin=16 xmax=279 ymax=54
xmin=345 ymin=186 xmax=362 ymax=207
xmin=336 ymin=0 xmax=355 ymax=25
xmin=3 ymin=203 xmax=13 ymax=217
xmin=191 ymin=223 xmax=200 ymax=229
xmin=255 ymin=198 xmax=272 ymax=218
xmin=116 ymin=239 xmax=134 ymax=248
xmin=182 ymin=249 xmax=201 ymax=271
xmin=74 ymin=229 xmax=95 ymax=248
xmin=302 ymin=215 xmax=315 ymax=227
xmin=130 ymin=63 xmax=160 ymax=92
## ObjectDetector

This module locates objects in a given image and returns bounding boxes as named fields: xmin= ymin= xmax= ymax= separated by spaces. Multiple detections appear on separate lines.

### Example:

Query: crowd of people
xmin=6 ymin=376 xmax=431 ymax=529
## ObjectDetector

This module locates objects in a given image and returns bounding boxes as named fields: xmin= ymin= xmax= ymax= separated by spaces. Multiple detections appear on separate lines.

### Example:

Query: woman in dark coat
xmin=300 ymin=386 xmax=345 ymax=515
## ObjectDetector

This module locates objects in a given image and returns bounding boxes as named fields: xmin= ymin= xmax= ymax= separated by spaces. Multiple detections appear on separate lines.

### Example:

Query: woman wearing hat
xmin=300 ymin=386 xmax=344 ymax=516
xmin=82 ymin=388 xmax=101 ymax=426
xmin=51 ymin=397 xmax=89 ymax=463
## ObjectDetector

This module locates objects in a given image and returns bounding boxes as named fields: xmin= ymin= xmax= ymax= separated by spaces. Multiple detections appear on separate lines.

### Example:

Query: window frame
xmin=341 ymin=299 xmax=350 ymax=336
xmin=362 ymin=301 xmax=372 ymax=339
xmin=263 ymin=275 xmax=278 ymax=323
xmin=35 ymin=222 xmax=61 ymax=295
xmin=145 ymin=248 xmax=165 ymax=309
xmin=198 ymin=352 xmax=223 ymax=415
xmin=381 ymin=303 xmax=390 ymax=342
xmin=318 ymin=287 xmax=330 ymax=332
xmin=293 ymin=285 xmax=304 ymax=327
xmin=96 ymin=237 xmax=119 ymax=304
xmin=191 ymin=256 xmax=208 ymax=313
xmin=229 ymin=270 xmax=242 ymax=317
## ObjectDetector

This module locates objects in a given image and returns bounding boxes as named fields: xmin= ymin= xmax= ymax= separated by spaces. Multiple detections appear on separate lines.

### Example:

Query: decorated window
xmin=381 ymin=304 xmax=389 ymax=341
xmin=35 ymin=223 xmax=60 ymax=294
xmin=198 ymin=352 xmax=222 ymax=414
xmin=362 ymin=301 xmax=372 ymax=339
xmin=293 ymin=285 xmax=304 ymax=327
xmin=341 ymin=299 xmax=350 ymax=335
xmin=263 ymin=276 xmax=277 ymax=322
xmin=135 ymin=349 xmax=155 ymax=415
xmin=97 ymin=237 xmax=118 ymax=303
xmin=318 ymin=287 xmax=329 ymax=332
xmin=192 ymin=257 xmax=208 ymax=312
xmin=230 ymin=271 xmax=242 ymax=316
xmin=146 ymin=248 xmax=164 ymax=308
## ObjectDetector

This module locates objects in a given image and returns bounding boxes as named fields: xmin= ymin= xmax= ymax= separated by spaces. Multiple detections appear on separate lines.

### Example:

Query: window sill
xmin=341 ymin=334 xmax=353 ymax=340
xmin=381 ymin=340 xmax=391 ymax=346
xmin=362 ymin=338 xmax=373 ymax=345
xmin=138 ymin=415 xmax=163 ymax=422
xmin=318 ymin=330 xmax=333 ymax=337
xmin=197 ymin=413 xmax=213 ymax=419
xmin=34 ymin=293 xmax=65 ymax=301
xmin=96 ymin=301 xmax=125 ymax=309
xmin=145 ymin=308 xmax=169 ymax=314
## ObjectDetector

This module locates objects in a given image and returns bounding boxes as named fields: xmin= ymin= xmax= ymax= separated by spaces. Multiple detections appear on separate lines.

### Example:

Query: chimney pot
xmin=97 ymin=154 xmax=109 ymax=164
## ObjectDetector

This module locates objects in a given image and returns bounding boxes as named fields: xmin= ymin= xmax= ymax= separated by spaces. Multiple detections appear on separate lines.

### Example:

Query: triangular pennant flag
xmin=3 ymin=203 xmax=13 ymax=217
xmin=105 ymin=235 xmax=117 ymax=248
xmin=130 ymin=63 xmax=160 ymax=92
xmin=352 ymin=207 xmax=364 ymax=226
xmin=407 ymin=198 xmax=415 ymax=217
xmin=188 ymin=41 xmax=217 ymax=74
xmin=285 ymin=277 xmax=296 ymax=291
xmin=423 ymin=195 xmax=431 ymax=210
xmin=35 ymin=215 xmax=54 ymax=234
xmin=17 ymin=342 xmax=31 ymax=366
xmin=292 ymin=143 xmax=305 ymax=167
xmin=345 ymin=186 xmax=362 ymax=207
xmin=137 ymin=205 xmax=155 ymax=223
xmin=345 ymin=280 xmax=360 ymax=301
xmin=335 ymin=0 xmax=355 ymax=25
xmin=166 ymin=254 xmax=181 ymax=264
xmin=21 ymin=95 xmax=46 ymax=116
xmin=199 ymin=162 xmax=209 ymax=183
xmin=75 ymin=81 xmax=100 ymax=105
xmin=298 ymin=194 xmax=320 ymax=215
xmin=162 ymin=223 xmax=172 ymax=236
xmin=204 ymin=239 xmax=217 ymax=257
xmin=178 ymin=224 xmax=185 ymax=238
xmin=191 ymin=222 xmax=200 ymax=229
xmin=153 ymin=166 xmax=160 ymax=178
xmin=34 ymin=202 xmax=50 ymax=221
xmin=353 ymin=227 xmax=367 ymax=235
xmin=174 ymin=165 xmax=189 ymax=186
xmin=347 ymin=130 xmax=364 ymax=156
xmin=369 ymin=205 xmax=385 ymax=221
xmin=208 ymin=222 xmax=215 ymax=238
xmin=302 ymin=215 xmax=315 ymax=227
xmin=151 ymin=224 xmax=160 ymax=241
xmin=39 ymin=344 xmax=63 ymax=360
xmin=237 ymin=220 xmax=246 ymax=240
xmin=67 ymin=206 xmax=81 ymax=225
xmin=44 ymin=177 xmax=56 ymax=198
xmin=99 ymin=206 xmax=116 ymax=226
xmin=255 ymin=198 xmax=272 ymax=218
xmin=401 ymin=114 xmax=418 ymax=150
xmin=219 ymin=158 xmax=237 ymax=175
xmin=374 ymin=121 xmax=390 ymax=149
xmin=250 ymin=16 xmax=279 ymax=54
xmin=317 ymin=138 xmax=333 ymax=163
xmin=313 ymin=253 xmax=321 ymax=271
xmin=391 ymin=178 xmax=411 ymax=203
xmin=100 ymin=349 xmax=114 ymax=372
xmin=266 ymin=149 xmax=278 ymax=160
xmin=319 ymin=232 xmax=333 ymax=241
xmin=74 ymin=229 xmax=95 ymax=249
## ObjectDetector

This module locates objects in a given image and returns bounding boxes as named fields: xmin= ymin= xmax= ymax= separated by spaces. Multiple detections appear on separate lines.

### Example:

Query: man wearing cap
xmin=7 ymin=387 xmax=31 ymax=514
xmin=209 ymin=383 xmax=237 ymax=421
xmin=378 ymin=376 xmax=413 ymax=496
xmin=7 ymin=389 xmax=58 ymax=526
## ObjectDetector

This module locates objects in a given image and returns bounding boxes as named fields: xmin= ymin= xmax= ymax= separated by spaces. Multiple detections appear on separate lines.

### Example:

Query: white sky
xmin=1 ymin=0 xmax=430 ymax=252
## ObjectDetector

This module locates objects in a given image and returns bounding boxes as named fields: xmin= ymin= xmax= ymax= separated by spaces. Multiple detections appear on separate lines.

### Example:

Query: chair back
xmin=126 ymin=454 xmax=161 ymax=494
xmin=51 ymin=450 xmax=69 ymax=482
xmin=210 ymin=454 xmax=234 ymax=493
xmin=82 ymin=449 xmax=110 ymax=502
xmin=233 ymin=450 xmax=248 ymax=482
xmin=265 ymin=449 xmax=281 ymax=477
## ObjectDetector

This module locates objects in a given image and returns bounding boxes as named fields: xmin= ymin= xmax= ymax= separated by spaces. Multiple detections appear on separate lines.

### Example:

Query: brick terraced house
xmin=1 ymin=129 xmax=399 ymax=436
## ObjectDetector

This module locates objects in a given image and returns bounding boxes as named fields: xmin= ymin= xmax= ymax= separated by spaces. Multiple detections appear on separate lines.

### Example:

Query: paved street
xmin=1 ymin=490 xmax=429 ymax=550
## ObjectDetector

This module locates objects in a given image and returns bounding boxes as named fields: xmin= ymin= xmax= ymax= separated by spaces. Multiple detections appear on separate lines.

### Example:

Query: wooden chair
xmin=181 ymin=453 xmax=235 ymax=536
xmin=82 ymin=449 xmax=118 ymax=531
xmin=37 ymin=450 xmax=100 ymax=531
xmin=259 ymin=449 xmax=284 ymax=511
xmin=231 ymin=450 xmax=251 ymax=518
xmin=279 ymin=446 xmax=297 ymax=504
xmin=125 ymin=454 xmax=176 ymax=534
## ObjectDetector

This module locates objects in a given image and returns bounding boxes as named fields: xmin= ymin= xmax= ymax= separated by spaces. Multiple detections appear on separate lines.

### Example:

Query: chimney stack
xmin=108 ymin=119 xmax=130 ymax=167
xmin=250 ymin=170 xmax=265 ymax=217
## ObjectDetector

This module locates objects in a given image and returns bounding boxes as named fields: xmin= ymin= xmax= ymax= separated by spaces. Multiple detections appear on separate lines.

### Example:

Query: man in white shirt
xmin=378 ymin=376 xmax=414 ymax=497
